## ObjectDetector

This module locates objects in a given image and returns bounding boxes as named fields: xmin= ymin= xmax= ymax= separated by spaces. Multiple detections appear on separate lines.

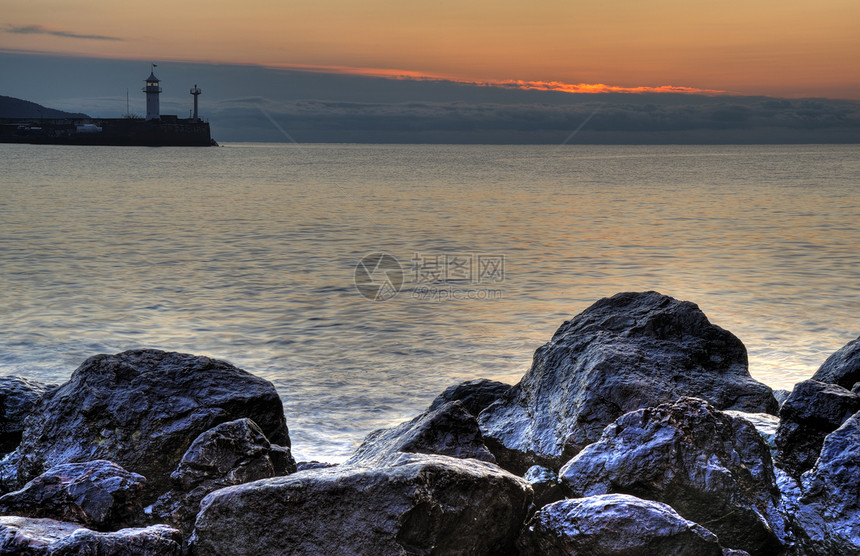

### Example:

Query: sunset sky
xmin=3 ymin=0 xmax=859 ymax=99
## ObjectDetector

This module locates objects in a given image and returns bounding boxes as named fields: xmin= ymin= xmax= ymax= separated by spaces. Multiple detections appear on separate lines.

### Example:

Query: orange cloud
xmin=262 ymin=61 xmax=723 ymax=95
xmin=492 ymin=80 xmax=724 ymax=95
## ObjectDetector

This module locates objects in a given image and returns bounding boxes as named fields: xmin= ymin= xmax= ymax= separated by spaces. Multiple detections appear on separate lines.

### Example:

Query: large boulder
xmin=793 ymin=412 xmax=860 ymax=555
xmin=774 ymin=379 xmax=860 ymax=478
xmin=189 ymin=453 xmax=532 ymax=556
xmin=427 ymin=379 xmax=511 ymax=416
xmin=149 ymin=418 xmax=282 ymax=535
xmin=559 ymin=398 xmax=784 ymax=556
xmin=478 ymin=292 xmax=778 ymax=473
xmin=345 ymin=400 xmax=495 ymax=466
xmin=0 ymin=461 xmax=145 ymax=531
xmin=517 ymin=494 xmax=726 ymax=556
xmin=0 ymin=377 xmax=55 ymax=456
xmin=2 ymin=350 xmax=290 ymax=499
xmin=811 ymin=335 xmax=860 ymax=389
xmin=0 ymin=516 xmax=181 ymax=555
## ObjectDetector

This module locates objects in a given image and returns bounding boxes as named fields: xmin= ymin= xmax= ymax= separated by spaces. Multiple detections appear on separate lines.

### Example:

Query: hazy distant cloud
xmin=4 ymin=24 xmax=124 ymax=42
xmin=206 ymin=96 xmax=860 ymax=143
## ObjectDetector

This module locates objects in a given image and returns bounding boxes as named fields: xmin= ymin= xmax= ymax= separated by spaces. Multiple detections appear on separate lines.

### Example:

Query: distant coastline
xmin=0 ymin=116 xmax=215 ymax=147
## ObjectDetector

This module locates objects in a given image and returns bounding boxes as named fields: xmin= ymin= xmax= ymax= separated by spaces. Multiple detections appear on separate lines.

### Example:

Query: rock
xmin=296 ymin=461 xmax=336 ymax=472
xmin=793 ymin=412 xmax=860 ymax=555
xmin=774 ymin=379 xmax=860 ymax=478
xmin=45 ymin=524 xmax=183 ymax=555
xmin=0 ymin=377 xmax=55 ymax=456
xmin=724 ymin=410 xmax=780 ymax=460
xmin=774 ymin=467 xmax=802 ymax=553
xmin=189 ymin=453 xmax=532 ymax=556
xmin=0 ymin=517 xmax=182 ymax=555
xmin=269 ymin=444 xmax=298 ymax=475
xmin=427 ymin=379 xmax=511 ymax=416
xmin=523 ymin=465 xmax=563 ymax=510
xmin=559 ymin=397 xmax=784 ymax=556
xmin=517 ymin=494 xmax=725 ymax=556
xmin=0 ymin=516 xmax=81 ymax=554
xmin=0 ymin=461 xmax=145 ymax=531
xmin=345 ymin=400 xmax=495 ymax=466
xmin=4 ymin=349 xmax=290 ymax=499
xmin=149 ymin=418 xmax=280 ymax=535
xmin=811 ymin=335 xmax=860 ymax=389
xmin=773 ymin=389 xmax=792 ymax=407
xmin=478 ymin=292 xmax=778 ymax=473
xmin=169 ymin=418 xmax=277 ymax=491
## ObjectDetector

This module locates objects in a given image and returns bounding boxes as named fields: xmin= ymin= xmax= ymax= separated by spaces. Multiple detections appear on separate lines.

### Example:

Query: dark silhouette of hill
xmin=0 ymin=95 xmax=90 ymax=119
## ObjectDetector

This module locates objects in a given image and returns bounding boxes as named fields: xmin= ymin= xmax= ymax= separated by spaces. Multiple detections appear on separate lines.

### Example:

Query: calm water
xmin=1 ymin=143 xmax=859 ymax=461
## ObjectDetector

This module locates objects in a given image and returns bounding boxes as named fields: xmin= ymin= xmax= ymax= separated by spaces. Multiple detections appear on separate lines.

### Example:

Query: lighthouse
xmin=143 ymin=65 xmax=162 ymax=120
xmin=190 ymin=84 xmax=202 ymax=121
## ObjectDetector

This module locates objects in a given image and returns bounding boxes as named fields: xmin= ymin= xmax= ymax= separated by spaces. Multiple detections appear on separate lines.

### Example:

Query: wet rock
xmin=296 ymin=461 xmax=336 ymax=472
xmin=269 ymin=444 xmax=298 ymax=475
xmin=724 ymin=410 xmax=779 ymax=460
xmin=149 ymin=418 xmax=282 ymax=535
xmin=793 ymin=412 xmax=860 ymax=555
xmin=0 ymin=377 xmax=55 ymax=456
xmin=517 ymin=494 xmax=725 ymax=556
xmin=0 ymin=516 xmax=79 ymax=555
xmin=774 ymin=379 xmax=860 ymax=478
xmin=773 ymin=389 xmax=791 ymax=407
xmin=189 ymin=453 xmax=532 ymax=556
xmin=774 ymin=467 xmax=802 ymax=553
xmin=0 ymin=460 xmax=145 ymax=531
xmin=46 ymin=523 xmax=183 ymax=555
xmin=345 ymin=400 xmax=495 ymax=466
xmin=811 ymin=335 xmax=860 ymax=389
xmin=523 ymin=465 xmax=563 ymax=510
xmin=559 ymin=398 xmax=784 ymax=556
xmin=168 ymin=418 xmax=278 ymax=491
xmin=4 ymin=349 xmax=290 ymax=499
xmin=478 ymin=292 xmax=777 ymax=473
xmin=428 ymin=379 xmax=511 ymax=416
xmin=0 ymin=517 xmax=182 ymax=555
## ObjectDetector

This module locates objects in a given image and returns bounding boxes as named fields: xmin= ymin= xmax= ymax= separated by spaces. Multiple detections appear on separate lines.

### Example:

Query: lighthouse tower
xmin=190 ymin=84 xmax=202 ymax=121
xmin=143 ymin=66 xmax=162 ymax=120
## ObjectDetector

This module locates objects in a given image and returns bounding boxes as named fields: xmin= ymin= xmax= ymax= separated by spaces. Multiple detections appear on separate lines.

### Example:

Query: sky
xmin=2 ymin=0 xmax=859 ymax=100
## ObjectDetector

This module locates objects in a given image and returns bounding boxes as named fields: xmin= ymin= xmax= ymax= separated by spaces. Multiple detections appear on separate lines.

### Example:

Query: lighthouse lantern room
xmin=144 ymin=65 xmax=162 ymax=120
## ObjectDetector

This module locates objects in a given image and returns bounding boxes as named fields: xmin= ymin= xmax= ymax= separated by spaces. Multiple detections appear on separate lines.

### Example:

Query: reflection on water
xmin=1 ymin=143 xmax=859 ymax=460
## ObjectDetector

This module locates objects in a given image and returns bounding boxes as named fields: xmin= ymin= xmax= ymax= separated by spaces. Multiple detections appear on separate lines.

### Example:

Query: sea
xmin=1 ymin=143 xmax=859 ymax=461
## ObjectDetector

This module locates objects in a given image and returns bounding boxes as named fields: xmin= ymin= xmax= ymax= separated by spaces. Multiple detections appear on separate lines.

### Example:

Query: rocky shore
xmin=0 ymin=291 xmax=858 ymax=555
